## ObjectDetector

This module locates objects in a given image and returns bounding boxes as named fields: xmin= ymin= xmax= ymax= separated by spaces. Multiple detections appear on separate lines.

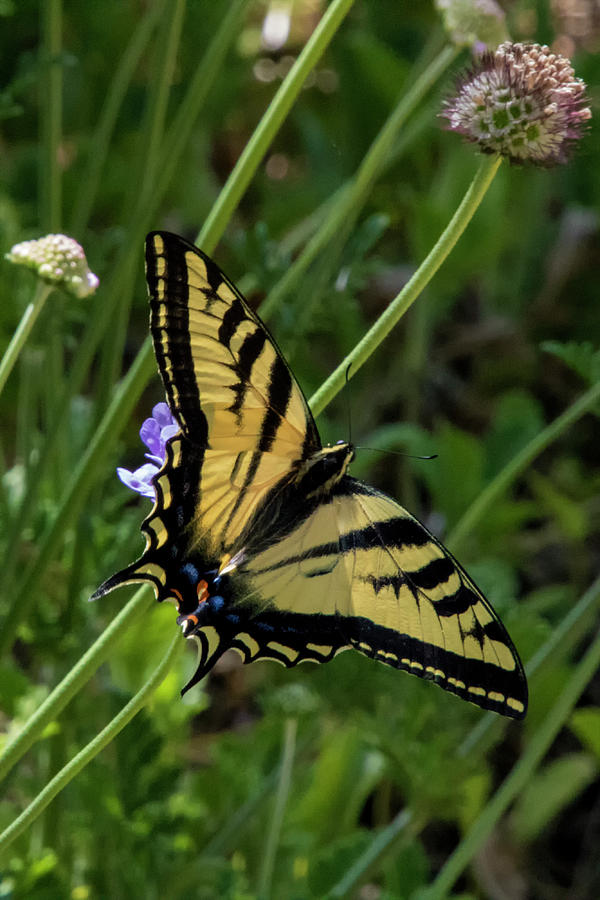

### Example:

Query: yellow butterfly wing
xmin=240 ymin=478 xmax=527 ymax=718
xmin=91 ymin=231 xmax=317 ymax=604
xmin=93 ymin=231 xmax=527 ymax=718
xmin=146 ymin=230 xmax=321 ymax=555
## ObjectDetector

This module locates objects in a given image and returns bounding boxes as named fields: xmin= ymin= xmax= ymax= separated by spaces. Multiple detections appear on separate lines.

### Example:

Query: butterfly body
xmin=93 ymin=231 xmax=527 ymax=717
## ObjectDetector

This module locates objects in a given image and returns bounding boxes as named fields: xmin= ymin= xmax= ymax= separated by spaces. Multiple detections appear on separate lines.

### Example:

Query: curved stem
xmin=0 ymin=633 xmax=180 ymax=856
xmin=0 ymin=339 xmax=156 ymax=655
xmin=197 ymin=0 xmax=356 ymax=253
xmin=259 ymin=43 xmax=459 ymax=321
xmin=308 ymin=155 xmax=503 ymax=416
xmin=258 ymin=717 xmax=297 ymax=899
xmin=425 ymin=627 xmax=600 ymax=900
xmin=0 ymin=587 xmax=153 ymax=783
xmin=41 ymin=0 xmax=62 ymax=231
xmin=0 ymin=282 xmax=53 ymax=398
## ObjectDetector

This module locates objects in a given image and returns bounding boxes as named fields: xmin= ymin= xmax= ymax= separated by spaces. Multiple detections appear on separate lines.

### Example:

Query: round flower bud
xmin=436 ymin=0 xmax=508 ymax=52
xmin=6 ymin=234 xmax=99 ymax=298
xmin=441 ymin=41 xmax=591 ymax=166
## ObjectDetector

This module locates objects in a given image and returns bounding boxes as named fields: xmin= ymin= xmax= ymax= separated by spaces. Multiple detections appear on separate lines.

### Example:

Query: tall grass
xmin=1 ymin=2 xmax=598 ymax=897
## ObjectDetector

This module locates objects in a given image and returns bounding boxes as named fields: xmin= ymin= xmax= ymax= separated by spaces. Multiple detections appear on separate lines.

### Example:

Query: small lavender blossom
xmin=441 ymin=41 xmax=591 ymax=166
xmin=436 ymin=0 xmax=508 ymax=52
xmin=117 ymin=402 xmax=179 ymax=500
xmin=6 ymin=233 xmax=99 ymax=298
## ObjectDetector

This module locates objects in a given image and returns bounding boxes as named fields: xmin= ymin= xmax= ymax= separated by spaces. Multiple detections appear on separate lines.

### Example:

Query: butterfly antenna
xmin=357 ymin=447 xmax=438 ymax=461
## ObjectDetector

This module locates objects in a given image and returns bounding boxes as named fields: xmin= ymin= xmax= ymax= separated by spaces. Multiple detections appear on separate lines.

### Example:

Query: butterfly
xmin=92 ymin=231 xmax=527 ymax=718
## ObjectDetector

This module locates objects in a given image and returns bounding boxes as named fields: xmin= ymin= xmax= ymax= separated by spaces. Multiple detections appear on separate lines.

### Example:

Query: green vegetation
xmin=1 ymin=2 xmax=599 ymax=897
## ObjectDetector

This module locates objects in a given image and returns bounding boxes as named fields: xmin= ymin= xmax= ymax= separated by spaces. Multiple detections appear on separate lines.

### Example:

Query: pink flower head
xmin=441 ymin=41 xmax=591 ymax=166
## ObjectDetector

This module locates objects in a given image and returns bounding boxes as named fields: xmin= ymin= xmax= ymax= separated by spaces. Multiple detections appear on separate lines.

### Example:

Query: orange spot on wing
xmin=197 ymin=580 xmax=209 ymax=603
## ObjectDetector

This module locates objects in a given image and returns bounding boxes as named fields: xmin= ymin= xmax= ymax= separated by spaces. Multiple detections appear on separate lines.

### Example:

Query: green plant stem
xmin=258 ymin=717 xmax=298 ymax=900
xmin=0 ymin=0 xmax=342 ymax=804
xmin=136 ymin=0 xmax=186 ymax=209
xmin=124 ymin=0 xmax=250 ymax=242
xmin=0 ymin=0 xmax=252 ymax=590
xmin=0 ymin=341 xmax=156 ymax=656
xmin=98 ymin=0 xmax=186 ymax=402
xmin=308 ymin=155 xmax=503 ymax=417
xmin=259 ymin=43 xmax=459 ymax=321
xmin=0 ymin=282 xmax=53 ymax=397
xmin=40 ymin=0 xmax=65 ymax=491
xmin=449 ymin=377 xmax=600 ymax=550
xmin=328 ymin=809 xmax=415 ymax=897
xmin=197 ymin=0 xmax=356 ymax=251
xmin=0 ymin=587 xmax=152 ymax=783
xmin=0 ymin=632 xmax=180 ymax=857
xmin=41 ymin=0 xmax=62 ymax=231
xmin=70 ymin=0 xmax=166 ymax=234
xmin=425 ymin=627 xmax=600 ymax=900
xmin=132 ymin=0 xmax=253 ymax=249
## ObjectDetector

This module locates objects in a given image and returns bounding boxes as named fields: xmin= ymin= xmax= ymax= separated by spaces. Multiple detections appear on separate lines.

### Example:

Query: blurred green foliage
xmin=1 ymin=1 xmax=599 ymax=898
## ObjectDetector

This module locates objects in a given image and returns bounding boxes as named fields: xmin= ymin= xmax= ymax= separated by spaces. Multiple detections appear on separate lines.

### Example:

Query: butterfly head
xmin=295 ymin=441 xmax=354 ymax=498
xmin=327 ymin=440 xmax=355 ymax=467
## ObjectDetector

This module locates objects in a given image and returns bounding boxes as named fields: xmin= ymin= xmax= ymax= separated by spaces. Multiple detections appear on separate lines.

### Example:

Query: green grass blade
xmin=198 ymin=0 xmax=356 ymax=253
xmin=309 ymin=155 xmax=502 ymax=416
xmin=425 ymin=627 xmax=600 ymax=900
xmin=0 ymin=587 xmax=152 ymax=783
xmin=0 ymin=632 xmax=180 ymax=856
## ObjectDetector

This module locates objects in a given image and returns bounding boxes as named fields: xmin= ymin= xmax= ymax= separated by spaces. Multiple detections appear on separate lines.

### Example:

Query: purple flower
xmin=117 ymin=402 xmax=179 ymax=499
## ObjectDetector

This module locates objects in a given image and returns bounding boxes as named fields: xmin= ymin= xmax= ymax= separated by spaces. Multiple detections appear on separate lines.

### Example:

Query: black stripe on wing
xmin=204 ymin=602 xmax=526 ymax=718
xmin=146 ymin=232 xmax=208 ymax=445
xmin=145 ymin=230 xmax=321 ymax=456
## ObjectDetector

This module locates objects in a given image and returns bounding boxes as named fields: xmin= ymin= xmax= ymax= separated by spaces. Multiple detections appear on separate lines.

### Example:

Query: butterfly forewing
xmin=146 ymin=231 xmax=319 ymax=456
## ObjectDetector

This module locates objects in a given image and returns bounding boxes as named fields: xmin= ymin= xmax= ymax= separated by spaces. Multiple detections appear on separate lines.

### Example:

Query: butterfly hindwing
xmin=239 ymin=477 xmax=527 ymax=718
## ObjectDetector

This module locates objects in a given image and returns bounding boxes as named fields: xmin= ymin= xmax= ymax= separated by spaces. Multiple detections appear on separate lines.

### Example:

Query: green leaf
xmin=456 ymin=771 xmax=492 ymax=831
xmin=542 ymin=340 xmax=600 ymax=386
xmin=510 ymin=752 xmax=598 ymax=843
xmin=485 ymin=390 xmax=545 ymax=478
xmin=420 ymin=424 xmax=484 ymax=526
xmin=383 ymin=837 xmax=430 ymax=898
xmin=569 ymin=708 xmax=600 ymax=763
xmin=293 ymin=727 xmax=385 ymax=842
xmin=527 ymin=470 xmax=587 ymax=540
xmin=307 ymin=830 xmax=373 ymax=897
